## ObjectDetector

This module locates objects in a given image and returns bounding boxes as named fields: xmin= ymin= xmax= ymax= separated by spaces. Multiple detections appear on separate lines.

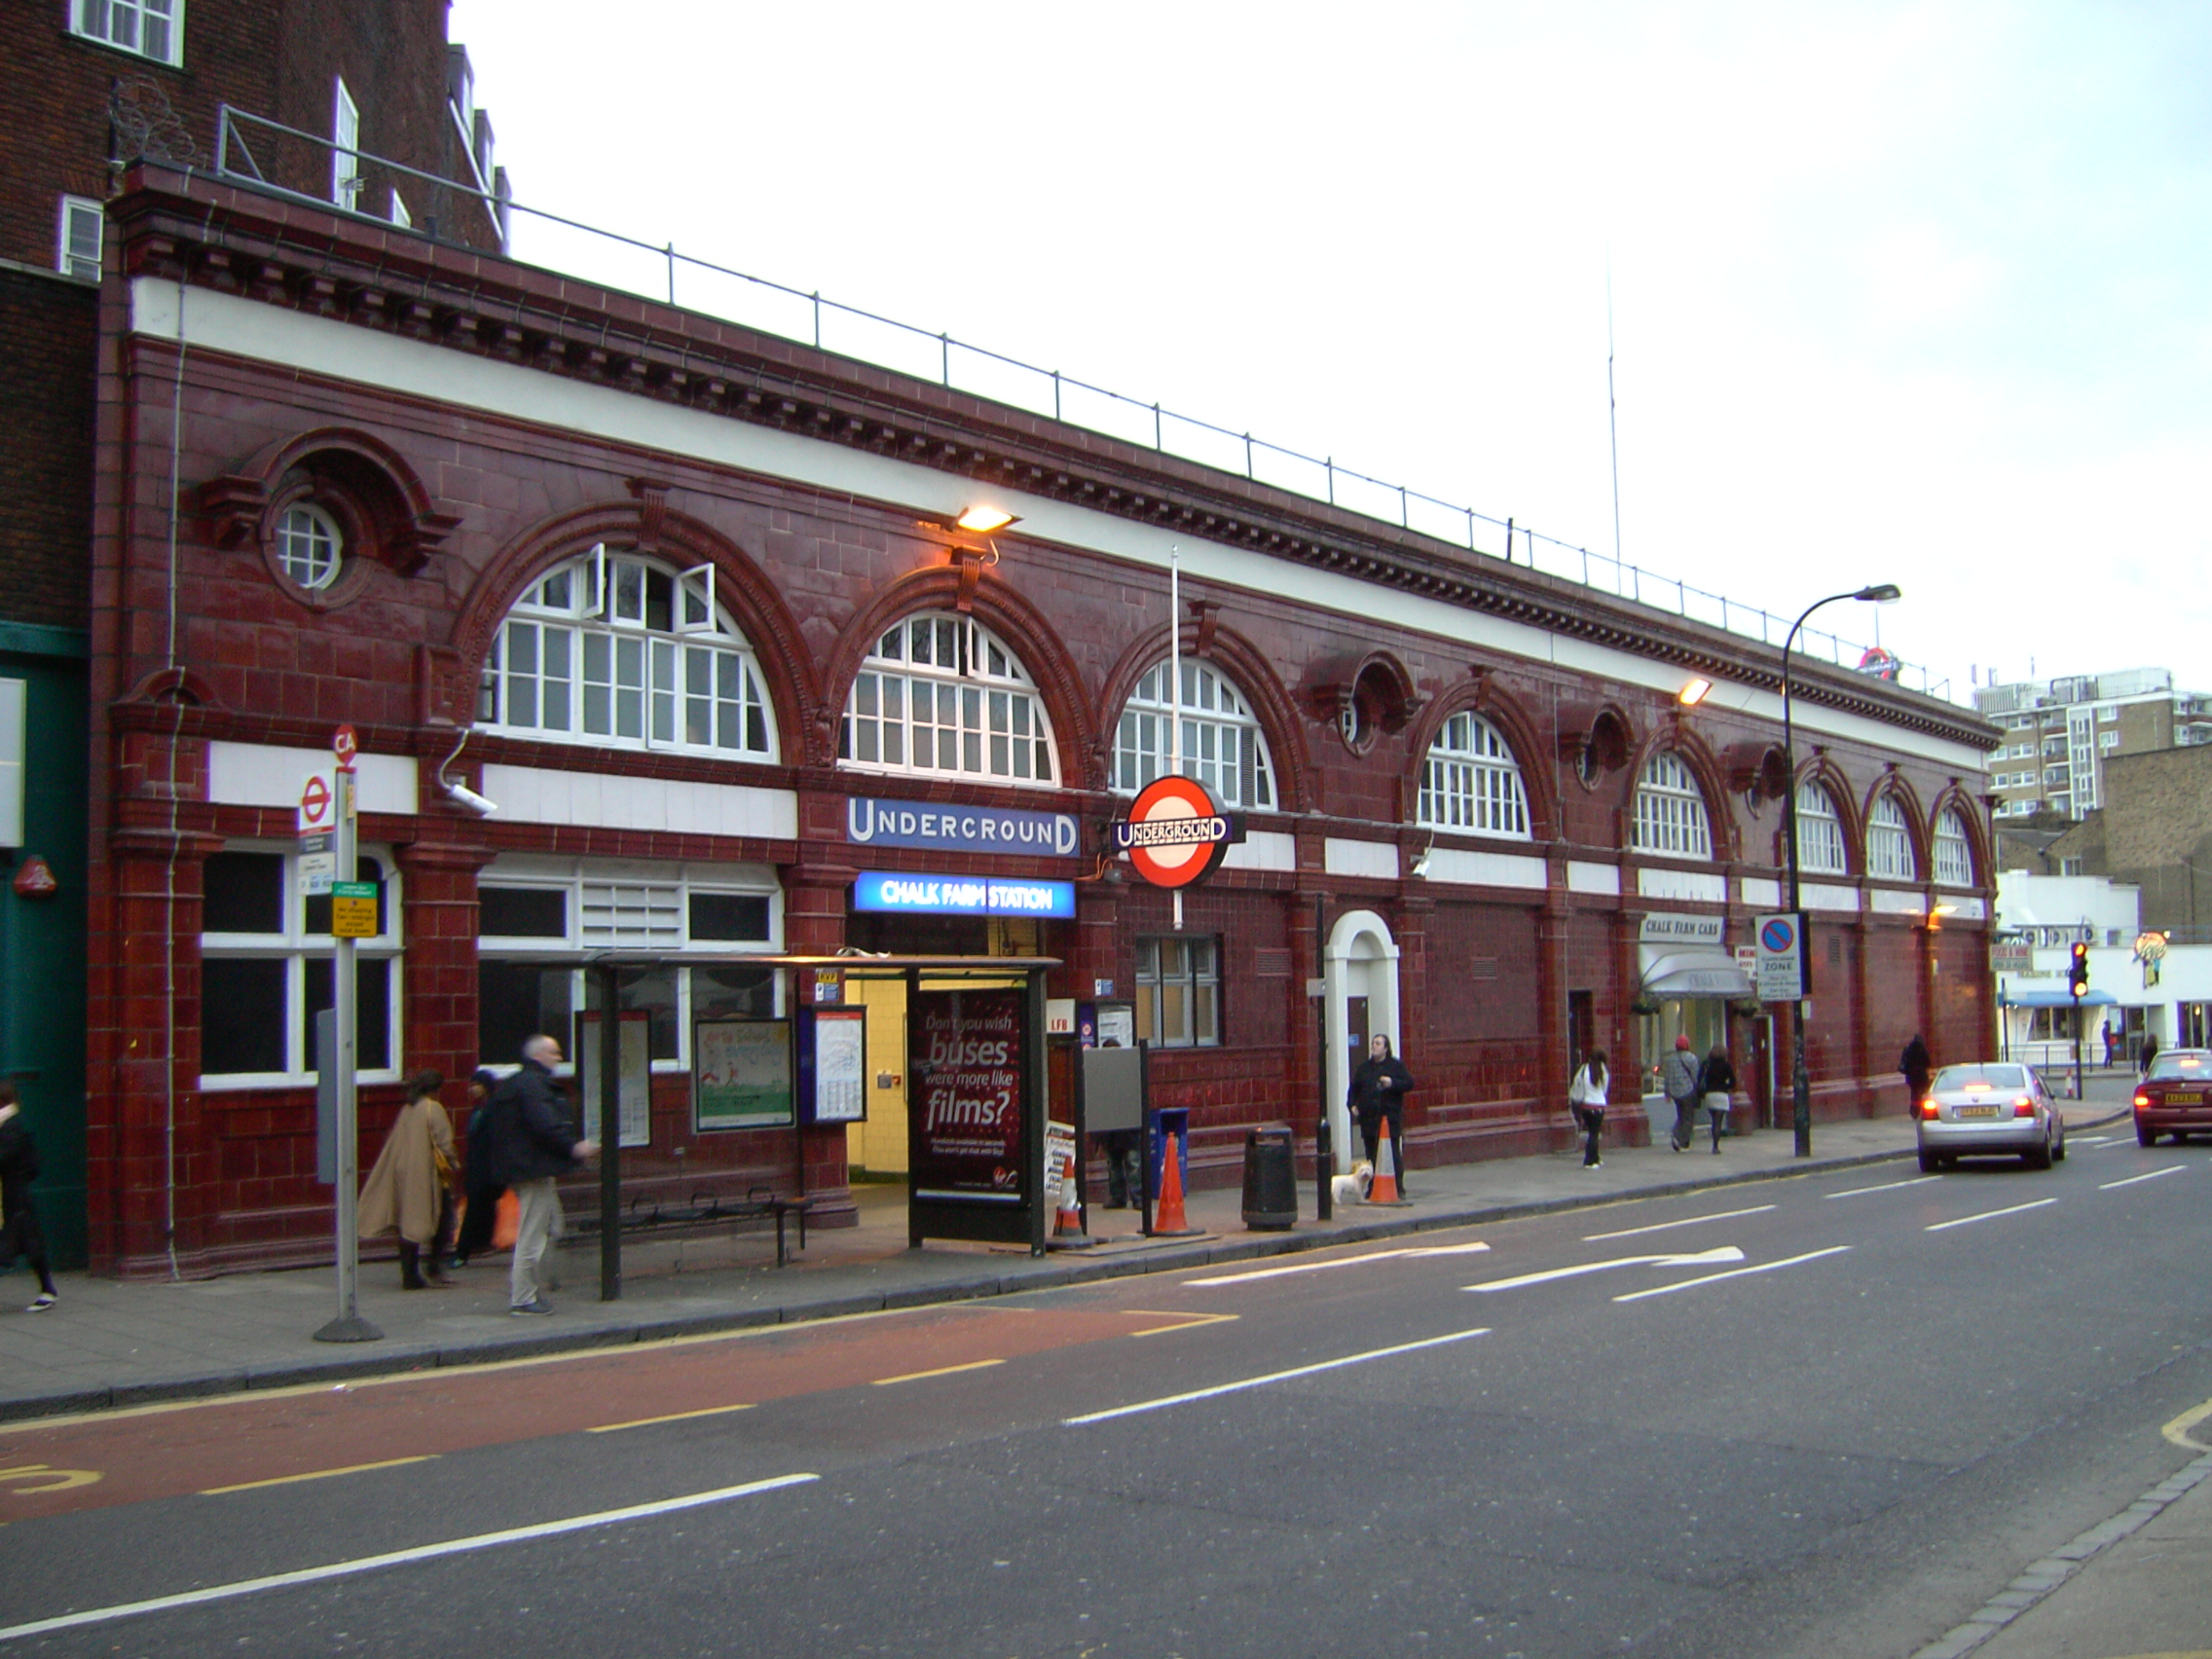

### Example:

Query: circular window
xmin=276 ymin=504 xmax=343 ymax=590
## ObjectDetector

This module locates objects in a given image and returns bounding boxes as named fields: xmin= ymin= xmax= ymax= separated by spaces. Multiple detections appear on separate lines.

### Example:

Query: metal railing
xmin=209 ymin=107 xmax=1953 ymax=702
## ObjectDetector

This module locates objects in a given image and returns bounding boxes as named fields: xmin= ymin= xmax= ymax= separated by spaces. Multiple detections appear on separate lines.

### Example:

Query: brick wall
xmin=0 ymin=271 xmax=95 ymax=630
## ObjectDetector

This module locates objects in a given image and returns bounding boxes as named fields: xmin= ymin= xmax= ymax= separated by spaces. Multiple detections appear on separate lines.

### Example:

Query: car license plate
xmin=1955 ymin=1105 xmax=2001 ymax=1119
xmin=2166 ymin=1091 xmax=2201 ymax=1105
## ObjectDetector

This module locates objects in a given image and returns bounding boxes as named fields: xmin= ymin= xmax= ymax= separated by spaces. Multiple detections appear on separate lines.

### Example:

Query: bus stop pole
xmin=598 ymin=962 xmax=621 ymax=1302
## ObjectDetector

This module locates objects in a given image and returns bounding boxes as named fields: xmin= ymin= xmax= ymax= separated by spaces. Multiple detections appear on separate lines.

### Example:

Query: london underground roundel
xmin=1111 ymin=776 xmax=1237 ymax=890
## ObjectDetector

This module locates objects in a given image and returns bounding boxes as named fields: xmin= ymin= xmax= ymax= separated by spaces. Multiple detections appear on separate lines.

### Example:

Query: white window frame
xmin=1418 ymin=711 xmax=1530 ymax=839
xmin=1632 ymin=752 xmax=1713 ymax=860
xmin=478 ymin=546 xmax=777 ymax=761
xmin=57 ymin=195 xmax=103 ymax=281
xmin=276 ymin=502 xmax=344 ymax=590
xmin=71 ymin=0 xmax=182 ymax=65
xmin=1112 ymin=659 xmax=1274 ymax=811
xmin=332 ymin=77 xmax=362 ymax=207
xmin=199 ymin=844 xmax=402 ymax=1089
xmin=1793 ymin=784 xmax=1848 ymax=875
xmin=475 ymin=859 xmax=783 ymax=1075
xmin=1866 ymin=794 xmax=1915 ymax=881
xmin=388 ymin=188 xmax=411 ymax=230
xmin=839 ymin=611 xmax=1057 ymax=788
xmin=1934 ymin=808 xmax=1973 ymax=886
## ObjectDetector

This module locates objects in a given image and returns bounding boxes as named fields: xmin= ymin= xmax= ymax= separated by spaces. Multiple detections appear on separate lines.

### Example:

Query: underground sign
xmin=1109 ymin=775 xmax=1241 ymax=890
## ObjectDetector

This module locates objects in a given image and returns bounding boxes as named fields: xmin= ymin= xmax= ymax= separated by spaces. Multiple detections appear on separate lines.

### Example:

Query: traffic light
xmin=2069 ymin=940 xmax=2090 ymax=999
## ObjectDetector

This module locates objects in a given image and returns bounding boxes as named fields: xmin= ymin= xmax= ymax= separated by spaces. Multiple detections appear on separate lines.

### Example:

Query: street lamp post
xmin=1781 ymin=583 xmax=1901 ymax=1158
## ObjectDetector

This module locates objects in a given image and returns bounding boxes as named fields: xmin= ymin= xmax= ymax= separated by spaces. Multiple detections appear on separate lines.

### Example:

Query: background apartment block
xmin=1976 ymin=667 xmax=2212 ymax=825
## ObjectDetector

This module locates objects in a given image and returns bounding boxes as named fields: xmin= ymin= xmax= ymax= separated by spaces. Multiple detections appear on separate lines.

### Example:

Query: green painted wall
xmin=1 ymin=622 xmax=89 ymax=1270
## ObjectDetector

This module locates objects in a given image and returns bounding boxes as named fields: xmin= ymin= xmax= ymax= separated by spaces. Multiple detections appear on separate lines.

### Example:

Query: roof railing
xmin=206 ymin=105 xmax=1952 ymax=703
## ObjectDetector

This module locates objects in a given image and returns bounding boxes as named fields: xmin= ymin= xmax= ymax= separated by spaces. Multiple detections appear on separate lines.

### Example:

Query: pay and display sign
xmin=1754 ymin=912 xmax=1808 ymax=1002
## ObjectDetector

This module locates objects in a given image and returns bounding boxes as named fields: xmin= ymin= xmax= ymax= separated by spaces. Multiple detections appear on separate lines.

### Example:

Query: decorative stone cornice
xmin=107 ymin=164 xmax=1998 ymax=755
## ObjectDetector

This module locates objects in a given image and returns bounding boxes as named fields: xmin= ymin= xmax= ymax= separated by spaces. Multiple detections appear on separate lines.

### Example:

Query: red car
xmin=2134 ymin=1050 xmax=2212 ymax=1146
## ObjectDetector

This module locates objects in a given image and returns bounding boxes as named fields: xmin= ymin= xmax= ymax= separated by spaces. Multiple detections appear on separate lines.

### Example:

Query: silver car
xmin=1916 ymin=1062 xmax=2067 ymax=1171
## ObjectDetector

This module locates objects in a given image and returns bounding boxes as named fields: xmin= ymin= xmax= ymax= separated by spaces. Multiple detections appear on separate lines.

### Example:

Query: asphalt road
xmin=5 ymin=1126 xmax=2211 ymax=1658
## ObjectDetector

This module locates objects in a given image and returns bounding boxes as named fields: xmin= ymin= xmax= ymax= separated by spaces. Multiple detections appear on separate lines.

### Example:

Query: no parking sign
xmin=1754 ymin=912 xmax=1807 ymax=1002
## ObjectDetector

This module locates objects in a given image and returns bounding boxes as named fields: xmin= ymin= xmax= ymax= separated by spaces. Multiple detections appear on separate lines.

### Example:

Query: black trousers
xmin=0 ymin=1204 xmax=57 ymax=1295
xmin=1577 ymin=1107 xmax=1604 ymax=1165
xmin=453 ymin=1179 xmax=503 ymax=1263
xmin=1357 ymin=1106 xmax=1407 ymax=1188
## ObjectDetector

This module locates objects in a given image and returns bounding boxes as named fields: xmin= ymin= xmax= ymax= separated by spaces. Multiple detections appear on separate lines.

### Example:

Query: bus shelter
xmin=579 ymin=952 xmax=1059 ymax=1299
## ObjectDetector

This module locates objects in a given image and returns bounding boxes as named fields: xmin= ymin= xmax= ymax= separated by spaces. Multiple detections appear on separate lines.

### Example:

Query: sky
xmin=444 ymin=1 xmax=2211 ymax=709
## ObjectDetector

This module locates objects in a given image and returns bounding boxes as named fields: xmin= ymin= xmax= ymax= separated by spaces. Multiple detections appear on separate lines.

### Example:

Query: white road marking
xmin=1465 ymin=1246 xmax=1746 ymax=1293
xmin=1926 ymin=1198 xmax=2057 ymax=1233
xmin=1612 ymin=1246 xmax=1854 ymax=1303
xmin=1826 ymin=1175 xmax=1941 ymax=1198
xmin=1583 ymin=1205 xmax=1774 ymax=1240
xmin=0 ymin=1473 xmax=820 ymax=1641
xmin=1061 ymin=1328 xmax=1489 ymax=1425
xmin=2099 ymin=1165 xmax=2188 ymax=1191
xmin=1185 ymin=1241 xmax=1491 ymax=1286
xmin=2075 ymin=1135 xmax=2116 ymax=1145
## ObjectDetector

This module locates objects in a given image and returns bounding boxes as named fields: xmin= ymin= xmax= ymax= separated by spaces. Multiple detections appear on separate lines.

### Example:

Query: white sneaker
xmin=25 ymin=1292 xmax=57 ymax=1312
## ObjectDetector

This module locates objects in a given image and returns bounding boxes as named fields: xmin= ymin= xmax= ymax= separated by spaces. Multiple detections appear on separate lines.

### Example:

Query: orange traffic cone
xmin=1151 ymin=1129 xmax=1199 ymax=1236
xmin=1369 ymin=1118 xmax=1409 ymax=1205
xmin=1049 ymin=1145 xmax=1094 ymax=1249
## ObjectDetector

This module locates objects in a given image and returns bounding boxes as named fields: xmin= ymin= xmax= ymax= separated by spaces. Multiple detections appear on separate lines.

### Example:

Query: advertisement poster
xmin=693 ymin=1019 xmax=794 ymax=1130
xmin=909 ymin=988 xmax=1025 ymax=1203
xmin=575 ymin=1011 xmax=652 ymax=1149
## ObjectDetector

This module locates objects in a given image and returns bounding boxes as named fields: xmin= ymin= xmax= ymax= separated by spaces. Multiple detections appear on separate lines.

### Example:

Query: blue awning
xmin=2000 ymin=988 xmax=2118 ymax=1008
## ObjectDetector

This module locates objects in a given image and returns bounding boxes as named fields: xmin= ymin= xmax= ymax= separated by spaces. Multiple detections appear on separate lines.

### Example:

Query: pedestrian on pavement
xmin=1567 ymin=1048 xmax=1608 ymax=1168
xmin=1348 ymin=1033 xmax=1417 ymax=1193
xmin=1661 ymin=1036 xmax=1703 ymax=1152
xmin=0 ymin=1084 xmax=59 ymax=1312
xmin=483 ymin=1035 xmax=598 ymax=1315
xmin=2102 ymin=1023 xmax=2118 ymax=1068
xmin=357 ymin=1069 xmax=458 ymax=1290
xmin=449 ymin=1068 xmax=505 ymax=1267
xmin=1701 ymin=1045 xmax=1737 ymax=1153
xmin=1899 ymin=1033 xmax=1933 ymax=1113
xmin=2141 ymin=1033 xmax=2160 ymax=1077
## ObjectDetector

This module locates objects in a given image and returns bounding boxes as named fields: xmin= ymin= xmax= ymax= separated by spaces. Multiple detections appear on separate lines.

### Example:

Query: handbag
xmin=492 ymin=1189 xmax=520 ymax=1250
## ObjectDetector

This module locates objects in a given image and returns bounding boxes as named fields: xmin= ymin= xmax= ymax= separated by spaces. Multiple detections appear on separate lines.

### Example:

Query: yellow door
xmin=844 ymin=976 xmax=909 ymax=1176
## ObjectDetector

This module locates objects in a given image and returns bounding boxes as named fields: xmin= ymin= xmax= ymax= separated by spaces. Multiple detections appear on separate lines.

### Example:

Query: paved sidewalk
xmin=0 ymin=1092 xmax=2131 ymax=1425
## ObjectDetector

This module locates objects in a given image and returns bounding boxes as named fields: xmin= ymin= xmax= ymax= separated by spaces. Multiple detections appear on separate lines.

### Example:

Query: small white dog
xmin=1331 ymin=1160 xmax=1375 ymax=1207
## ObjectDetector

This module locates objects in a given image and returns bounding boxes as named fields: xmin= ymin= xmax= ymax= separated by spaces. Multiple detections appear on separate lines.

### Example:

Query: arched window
xmin=1632 ymin=752 xmax=1712 ymax=858
xmin=1113 ymin=659 xmax=1273 ymax=809
xmin=276 ymin=503 xmax=343 ymax=590
xmin=1794 ymin=783 xmax=1848 ymax=875
xmin=477 ymin=546 xmax=775 ymax=759
xmin=840 ymin=611 xmax=1056 ymax=786
xmin=1867 ymin=794 xmax=1916 ymax=880
xmin=1934 ymin=807 xmax=1973 ymax=887
xmin=1418 ymin=712 xmax=1530 ymax=838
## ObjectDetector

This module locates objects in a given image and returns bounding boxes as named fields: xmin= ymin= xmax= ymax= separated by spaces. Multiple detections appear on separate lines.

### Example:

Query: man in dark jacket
xmin=0 ymin=1084 xmax=59 ymax=1311
xmin=1900 ymin=1034 xmax=1933 ymax=1114
xmin=1348 ymin=1034 xmax=1417 ymax=1193
xmin=485 ymin=1035 xmax=597 ymax=1315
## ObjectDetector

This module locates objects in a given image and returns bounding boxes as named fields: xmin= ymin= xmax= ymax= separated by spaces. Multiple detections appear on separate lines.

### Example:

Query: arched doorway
xmin=1323 ymin=909 xmax=1402 ymax=1161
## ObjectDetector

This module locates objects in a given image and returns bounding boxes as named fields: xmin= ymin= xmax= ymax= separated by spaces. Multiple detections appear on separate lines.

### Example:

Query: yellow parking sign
xmin=329 ymin=880 xmax=379 ymax=939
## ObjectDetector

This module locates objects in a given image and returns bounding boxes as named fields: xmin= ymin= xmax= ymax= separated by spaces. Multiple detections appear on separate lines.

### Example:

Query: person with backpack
xmin=1661 ymin=1035 xmax=1703 ymax=1152
xmin=1567 ymin=1048 xmax=1609 ymax=1169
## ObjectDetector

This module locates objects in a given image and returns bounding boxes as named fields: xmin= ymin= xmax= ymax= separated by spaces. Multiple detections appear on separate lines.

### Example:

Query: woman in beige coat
xmin=358 ymin=1070 xmax=458 ymax=1289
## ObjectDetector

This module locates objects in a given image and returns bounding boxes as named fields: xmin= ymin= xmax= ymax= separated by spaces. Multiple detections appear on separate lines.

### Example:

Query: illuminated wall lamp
xmin=955 ymin=504 xmax=1019 ymax=534
xmin=1677 ymin=677 xmax=1714 ymax=707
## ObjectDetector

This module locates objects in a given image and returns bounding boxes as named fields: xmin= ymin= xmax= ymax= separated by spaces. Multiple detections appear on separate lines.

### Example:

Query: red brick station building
xmin=5 ymin=11 xmax=1999 ymax=1279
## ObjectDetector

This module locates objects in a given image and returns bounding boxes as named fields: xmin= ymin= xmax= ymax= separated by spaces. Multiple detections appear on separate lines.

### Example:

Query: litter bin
xmin=1240 ymin=1124 xmax=1298 ymax=1231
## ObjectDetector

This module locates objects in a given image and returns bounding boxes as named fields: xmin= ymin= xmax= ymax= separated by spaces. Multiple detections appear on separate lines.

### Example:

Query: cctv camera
xmin=442 ymin=780 xmax=498 ymax=817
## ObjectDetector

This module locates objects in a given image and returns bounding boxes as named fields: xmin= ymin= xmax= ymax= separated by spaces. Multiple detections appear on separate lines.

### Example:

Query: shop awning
xmin=1641 ymin=951 xmax=1754 ymax=999
xmin=2000 ymin=988 xmax=2119 ymax=1008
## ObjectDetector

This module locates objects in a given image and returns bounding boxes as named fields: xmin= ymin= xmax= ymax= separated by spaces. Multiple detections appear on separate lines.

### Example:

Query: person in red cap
xmin=1660 ymin=1034 xmax=1704 ymax=1153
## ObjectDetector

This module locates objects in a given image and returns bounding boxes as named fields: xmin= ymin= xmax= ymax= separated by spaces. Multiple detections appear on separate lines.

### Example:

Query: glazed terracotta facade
xmin=81 ymin=163 xmax=2000 ymax=1276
